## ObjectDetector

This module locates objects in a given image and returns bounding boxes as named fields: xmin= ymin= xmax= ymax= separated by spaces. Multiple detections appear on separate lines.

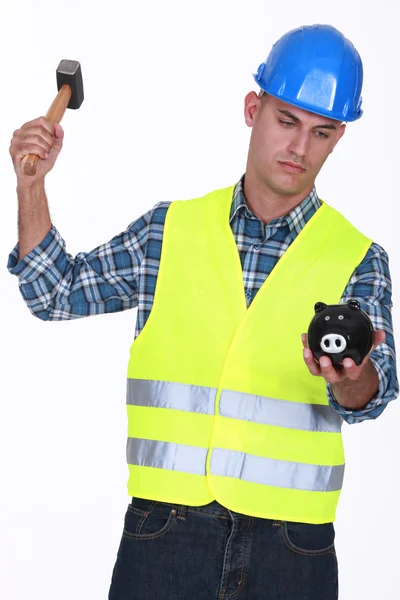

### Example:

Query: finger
xmin=13 ymin=142 xmax=48 ymax=161
xmin=16 ymin=126 xmax=55 ymax=148
xmin=14 ymin=133 xmax=52 ymax=155
xmin=341 ymin=357 xmax=361 ymax=381
xmin=301 ymin=333 xmax=308 ymax=349
xmin=303 ymin=347 xmax=321 ymax=376
xmin=21 ymin=116 xmax=55 ymax=136
xmin=318 ymin=355 xmax=342 ymax=384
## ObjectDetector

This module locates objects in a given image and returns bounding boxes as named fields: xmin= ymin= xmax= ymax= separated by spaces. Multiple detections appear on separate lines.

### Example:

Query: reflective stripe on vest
xmin=127 ymin=378 xmax=342 ymax=433
xmin=210 ymin=448 xmax=344 ymax=492
xmin=127 ymin=438 xmax=208 ymax=476
xmin=126 ymin=437 xmax=344 ymax=492
xmin=127 ymin=378 xmax=216 ymax=415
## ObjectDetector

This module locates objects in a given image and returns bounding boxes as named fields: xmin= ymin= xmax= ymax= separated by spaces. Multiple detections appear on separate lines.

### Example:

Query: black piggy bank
xmin=307 ymin=300 xmax=374 ymax=366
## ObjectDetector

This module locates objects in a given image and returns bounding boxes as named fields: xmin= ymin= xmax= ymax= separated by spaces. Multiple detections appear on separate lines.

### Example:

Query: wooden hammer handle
xmin=21 ymin=84 xmax=72 ymax=176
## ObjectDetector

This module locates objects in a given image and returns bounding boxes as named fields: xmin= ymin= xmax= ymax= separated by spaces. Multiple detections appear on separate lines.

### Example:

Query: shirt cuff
xmin=7 ymin=226 xmax=65 ymax=283
xmin=326 ymin=355 xmax=397 ymax=424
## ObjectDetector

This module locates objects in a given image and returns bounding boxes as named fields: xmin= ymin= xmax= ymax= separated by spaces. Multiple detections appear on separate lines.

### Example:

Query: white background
xmin=1 ymin=1 xmax=399 ymax=598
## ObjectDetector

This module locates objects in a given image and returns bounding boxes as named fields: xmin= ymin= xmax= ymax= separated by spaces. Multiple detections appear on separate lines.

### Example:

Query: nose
xmin=320 ymin=333 xmax=347 ymax=354
xmin=288 ymin=129 xmax=309 ymax=158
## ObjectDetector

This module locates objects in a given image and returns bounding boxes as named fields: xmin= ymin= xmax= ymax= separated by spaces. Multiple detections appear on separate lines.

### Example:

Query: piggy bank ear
xmin=347 ymin=300 xmax=360 ymax=311
xmin=314 ymin=302 xmax=327 ymax=314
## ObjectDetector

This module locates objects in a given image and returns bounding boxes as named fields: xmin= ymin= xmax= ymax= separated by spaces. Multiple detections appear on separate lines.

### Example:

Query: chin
xmin=268 ymin=180 xmax=304 ymax=197
xmin=266 ymin=172 xmax=311 ymax=197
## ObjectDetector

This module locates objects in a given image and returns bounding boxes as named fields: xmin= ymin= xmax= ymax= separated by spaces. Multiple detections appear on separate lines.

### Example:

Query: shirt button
xmin=254 ymin=244 xmax=260 ymax=251
xmin=245 ymin=290 xmax=252 ymax=299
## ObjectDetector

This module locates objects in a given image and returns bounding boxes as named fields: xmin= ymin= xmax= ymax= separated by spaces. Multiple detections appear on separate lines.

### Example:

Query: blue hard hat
xmin=254 ymin=24 xmax=363 ymax=122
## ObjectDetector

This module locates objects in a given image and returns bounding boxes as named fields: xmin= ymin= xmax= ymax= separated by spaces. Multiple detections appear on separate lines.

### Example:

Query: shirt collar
xmin=230 ymin=175 xmax=322 ymax=238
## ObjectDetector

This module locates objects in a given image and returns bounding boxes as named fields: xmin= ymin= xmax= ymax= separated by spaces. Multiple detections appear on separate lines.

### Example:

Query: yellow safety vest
xmin=126 ymin=186 xmax=372 ymax=524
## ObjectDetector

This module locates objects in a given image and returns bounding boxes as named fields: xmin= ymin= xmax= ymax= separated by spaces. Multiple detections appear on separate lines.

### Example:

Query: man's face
xmin=244 ymin=93 xmax=346 ymax=197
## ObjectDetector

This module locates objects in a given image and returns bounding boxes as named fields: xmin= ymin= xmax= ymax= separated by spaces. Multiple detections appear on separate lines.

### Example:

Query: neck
xmin=243 ymin=167 xmax=314 ymax=225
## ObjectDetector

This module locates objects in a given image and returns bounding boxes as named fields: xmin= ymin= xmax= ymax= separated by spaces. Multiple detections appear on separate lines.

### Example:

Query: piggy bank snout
xmin=320 ymin=333 xmax=347 ymax=354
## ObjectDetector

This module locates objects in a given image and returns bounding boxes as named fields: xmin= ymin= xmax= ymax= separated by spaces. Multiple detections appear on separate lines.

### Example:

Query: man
xmin=8 ymin=24 xmax=398 ymax=600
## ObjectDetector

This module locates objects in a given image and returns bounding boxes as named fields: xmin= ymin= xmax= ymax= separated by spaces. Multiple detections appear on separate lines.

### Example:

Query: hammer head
xmin=56 ymin=60 xmax=84 ymax=109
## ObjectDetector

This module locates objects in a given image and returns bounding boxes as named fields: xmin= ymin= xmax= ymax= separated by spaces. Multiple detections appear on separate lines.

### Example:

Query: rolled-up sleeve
xmin=7 ymin=207 xmax=159 ymax=321
xmin=326 ymin=242 xmax=399 ymax=424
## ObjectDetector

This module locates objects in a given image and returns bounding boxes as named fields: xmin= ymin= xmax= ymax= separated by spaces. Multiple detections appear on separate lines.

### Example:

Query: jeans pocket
xmin=281 ymin=521 xmax=336 ymax=556
xmin=122 ymin=502 xmax=177 ymax=541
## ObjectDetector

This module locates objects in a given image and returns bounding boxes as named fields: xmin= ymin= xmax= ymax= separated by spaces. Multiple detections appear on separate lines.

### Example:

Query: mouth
xmin=278 ymin=161 xmax=306 ymax=174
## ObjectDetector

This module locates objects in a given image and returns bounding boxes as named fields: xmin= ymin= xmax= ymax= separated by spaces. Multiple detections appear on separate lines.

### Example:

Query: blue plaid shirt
xmin=8 ymin=177 xmax=398 ymax=424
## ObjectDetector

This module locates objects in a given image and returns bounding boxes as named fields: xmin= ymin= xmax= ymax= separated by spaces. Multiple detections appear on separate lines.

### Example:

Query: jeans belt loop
xmin=176 ymin=504 xmax=188 ymax=520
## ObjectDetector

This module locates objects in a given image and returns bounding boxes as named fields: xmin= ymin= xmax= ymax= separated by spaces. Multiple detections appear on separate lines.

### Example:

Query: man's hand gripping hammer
xmin=21 ymin=59 xmax=84 ymax=176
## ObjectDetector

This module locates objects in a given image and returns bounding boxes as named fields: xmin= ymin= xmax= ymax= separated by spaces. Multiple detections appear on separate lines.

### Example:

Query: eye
xmin=315 ymin=130 xmax=329 ymax=139
xmin=338 ymin=315 xmax=344 ymax=320
xmin=325 ymin=316 xmax=330 ymax=321
xmin=279 ymin=119 xmax=295 ymax=128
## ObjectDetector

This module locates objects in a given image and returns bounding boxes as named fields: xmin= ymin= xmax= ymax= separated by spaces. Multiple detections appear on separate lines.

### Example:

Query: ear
xmin=244 ymin=91 xmax=262 ymax=127
xmin=337 ymin=123 xmax=346 ymax=141
xmin=330 ymin=123 xmax=346 ymax=154
xmin=314 ymin=302 xmax=327 ymax=314
xmin=347 ymin=299 xmax=361 ymax=311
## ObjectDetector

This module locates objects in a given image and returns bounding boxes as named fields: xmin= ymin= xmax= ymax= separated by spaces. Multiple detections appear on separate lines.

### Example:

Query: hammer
xmin=21 ymin=59 xmax=84 ymax=176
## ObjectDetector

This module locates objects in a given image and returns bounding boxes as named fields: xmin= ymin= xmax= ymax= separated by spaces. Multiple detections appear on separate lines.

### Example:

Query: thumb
xmin=52 ymin=123 xmax=64 ymax=152
xmin=372 ymin=330 xmax=386 ymax=351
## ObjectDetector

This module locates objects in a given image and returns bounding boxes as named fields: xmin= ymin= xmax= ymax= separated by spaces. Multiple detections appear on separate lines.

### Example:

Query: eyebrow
xmin=278 ymin=109 xmax=337 ymax=130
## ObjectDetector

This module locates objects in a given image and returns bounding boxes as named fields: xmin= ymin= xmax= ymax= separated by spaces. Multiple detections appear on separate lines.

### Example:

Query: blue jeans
xmin=108 ymin=497 xmax=338 ymax=599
